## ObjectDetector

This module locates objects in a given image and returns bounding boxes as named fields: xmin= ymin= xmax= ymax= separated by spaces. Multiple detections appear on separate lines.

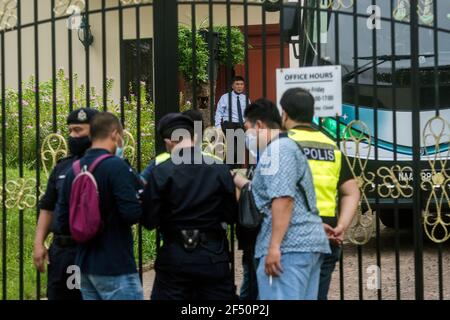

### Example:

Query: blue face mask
xmin=115 ymin=137 xmax=124 ymax=158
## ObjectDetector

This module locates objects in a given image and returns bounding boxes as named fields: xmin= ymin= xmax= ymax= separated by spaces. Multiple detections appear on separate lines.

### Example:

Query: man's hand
xmin=33 ymin=243 xmax=49 ymax=273
xmin=265 ymin=246 xmax=283 ymax=277
xmin=230 ymin=170 xmax=250 ymax=189
xmin=34 ymin=209 xmax=53 ymax=273
xmin=323 ymin=223 xmax=344 ymax=247
xmin=323 ymin=223 xmax=335 ymax=240
xmin=332 ymin=224 xmax=345 ymax=246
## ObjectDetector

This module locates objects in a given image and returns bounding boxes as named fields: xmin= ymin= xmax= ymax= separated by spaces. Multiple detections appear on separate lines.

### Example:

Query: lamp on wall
xmin=78 ymin=14 xmax=94 ymax=48
xmin=263 ymin=0 xmax=282 ymax=12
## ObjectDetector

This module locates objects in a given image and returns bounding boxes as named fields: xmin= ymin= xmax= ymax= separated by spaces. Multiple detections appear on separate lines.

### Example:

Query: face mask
xmin=68 ymin=136 xmax=91 ymax=157
xmin=245 ymin=132 xmax=258 ymax=159
xmin=115 ymin=137 xmax=125 ymax=158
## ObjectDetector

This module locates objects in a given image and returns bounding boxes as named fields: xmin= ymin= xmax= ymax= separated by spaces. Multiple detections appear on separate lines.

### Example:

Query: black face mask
xmin=68 ymin=136 xmax=91 ymax=157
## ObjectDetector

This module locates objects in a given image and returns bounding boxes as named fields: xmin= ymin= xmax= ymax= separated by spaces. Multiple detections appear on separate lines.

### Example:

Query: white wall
xmin=0 ymin=0 xmax=281 ymax=103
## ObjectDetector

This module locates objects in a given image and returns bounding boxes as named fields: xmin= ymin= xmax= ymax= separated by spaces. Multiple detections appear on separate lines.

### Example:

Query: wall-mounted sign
xmin=276 ymin=65 xmax=342 ymax=118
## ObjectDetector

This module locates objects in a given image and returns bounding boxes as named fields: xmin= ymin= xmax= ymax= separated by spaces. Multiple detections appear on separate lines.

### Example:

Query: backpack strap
xmin=88 ymin=154 xmax=113 ymax=173
xmin=72 ymin=160 xmax=82 ymax=176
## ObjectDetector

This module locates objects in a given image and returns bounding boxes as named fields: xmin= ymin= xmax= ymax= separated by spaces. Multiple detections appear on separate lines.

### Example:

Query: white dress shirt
xmin=214 ymin=91 xmax=250 ymax=128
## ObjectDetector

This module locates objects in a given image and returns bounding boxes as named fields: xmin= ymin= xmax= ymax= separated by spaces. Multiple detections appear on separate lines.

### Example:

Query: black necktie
xmin=237 ymin=95 xmax=244 ymax=125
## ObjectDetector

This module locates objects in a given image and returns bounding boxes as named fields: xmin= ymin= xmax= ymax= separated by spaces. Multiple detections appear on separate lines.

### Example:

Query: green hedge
xmin=0 ymin=168 xmax=157 ymax=300
xmin=0 ymin=69 xmax=156 ymax=169
xmin=0 ymin=70 xmax=157 ymax=299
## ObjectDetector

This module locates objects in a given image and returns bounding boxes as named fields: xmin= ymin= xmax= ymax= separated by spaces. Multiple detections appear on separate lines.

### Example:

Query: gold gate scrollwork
xmin=421 ymin=116 xmax=450 ymax=243
xmin=41 ymin=133 xmax=68 ymax=179
xmin=322 ymin=0 xmax=354 ymax=10
xmin=120 ymin=0 xmax=152 ymax=6
xmin=44 ymin=233 xmax=54 ymax=250
xmin=132 ymin=224 xmax=139 ymax=248
xmin=5 ymin=178 xmax=39 ymax=210
xmin=0 ymin=0 xmax=17 ymax=31
xmin=342 ymin=120 xmax=376 ymax=245
xmin=123 ymin=130 xmax=137 ymax=166
xmin=202 ymin=126 xmax=227 ymax=161
xmin=53 ymin=0 xmax=85 ymax=17
xmin=377 ymin=165 xmax=414 ymax=199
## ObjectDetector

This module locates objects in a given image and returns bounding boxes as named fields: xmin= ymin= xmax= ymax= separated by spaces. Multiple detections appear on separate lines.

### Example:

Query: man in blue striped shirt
xmin=232 ymin=98 xmax=330 ymax=300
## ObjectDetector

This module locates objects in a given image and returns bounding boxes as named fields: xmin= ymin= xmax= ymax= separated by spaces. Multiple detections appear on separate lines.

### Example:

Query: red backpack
xmin=69 ymin=154 xmax=113 ymax=243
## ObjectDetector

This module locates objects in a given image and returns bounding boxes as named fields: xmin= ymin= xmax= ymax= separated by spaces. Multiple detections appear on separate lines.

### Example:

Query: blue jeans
xmin=257 ymin=252 xmax=323 ymax=300
xmin=318 ymin=245 xmax=342 ymax=300
xmin=80 ymin=273 xmax=144 ymax=300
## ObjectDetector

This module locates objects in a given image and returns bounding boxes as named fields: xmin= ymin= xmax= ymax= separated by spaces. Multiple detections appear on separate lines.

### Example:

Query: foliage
xmin=0 ymin=169 xmax=42 ymax=300
xmin=178 ymin=25 xmax=210 ymax=83
xmin=0 ymin=70 xmax=157 ymax=299
xmin=213 ymin=26 xmax=246 ymax=67
xmin=0 ymin=69 xmax=156 ymax=169
xmin=178 ymin=24 xmax=246 ymax=84
xmin=0 ymin=169 xmax=157 ymax=300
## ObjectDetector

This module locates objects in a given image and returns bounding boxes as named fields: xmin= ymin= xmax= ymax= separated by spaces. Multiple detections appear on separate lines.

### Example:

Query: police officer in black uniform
xmin=33 ymin=108 xmax=98 ymax=300
xmin=141 ymin=113 xmax=238 ymax=300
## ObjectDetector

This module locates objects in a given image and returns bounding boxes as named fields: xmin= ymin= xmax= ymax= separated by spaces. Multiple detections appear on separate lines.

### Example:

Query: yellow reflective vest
xmin=155 ymin=150 xmax=223 ymax=167
xmin=288 ymin=127 xmax=342 ymax=219
xmin=155 ymin=152 xmax=171 ymax=166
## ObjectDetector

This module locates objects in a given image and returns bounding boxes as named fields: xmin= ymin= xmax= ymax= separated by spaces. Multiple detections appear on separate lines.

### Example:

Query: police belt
xmin=163 ymin=230 xmax=225 ymax=245
xmin=53 ymin=234 xmax=77 ymax=247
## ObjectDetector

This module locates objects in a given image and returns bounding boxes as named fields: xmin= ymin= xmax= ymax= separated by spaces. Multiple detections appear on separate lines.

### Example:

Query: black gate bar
xmin=154 ymin=0 xmax=179 ymax=154
xmin=410 ymin=0 xmax=424 ymax=301
xmin=33 ymin=0 xmax=41 ymax=300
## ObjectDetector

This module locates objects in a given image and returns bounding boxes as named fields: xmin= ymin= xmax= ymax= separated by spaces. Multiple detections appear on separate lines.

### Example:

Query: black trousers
xmin=221 ymin=121 xmax=245 ymax=169
xmin=47 ymin=242 xmax=82 ymax=300
xmin=240 ymin=247 xmax=258 ymax=300
xmin=151 ymin=241 xmax=235 ymax=300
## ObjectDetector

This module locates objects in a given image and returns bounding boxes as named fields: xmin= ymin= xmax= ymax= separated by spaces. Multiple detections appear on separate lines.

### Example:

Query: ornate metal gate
xmin=0 ymin=0 xmax=449 ymax=300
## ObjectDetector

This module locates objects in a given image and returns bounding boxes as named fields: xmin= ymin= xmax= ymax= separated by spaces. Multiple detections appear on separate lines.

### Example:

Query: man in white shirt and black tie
xmin=215 ymin=76 xmax=250 ymax=129
xmin=214 ymin=76 xmax=250 ymax=168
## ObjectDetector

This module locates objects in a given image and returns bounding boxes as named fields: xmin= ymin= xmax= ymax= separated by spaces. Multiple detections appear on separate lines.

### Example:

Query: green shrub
xmin=178 ymin=25 xmax=210 ymax=83
xmin=214 ymin=26 xmax=245 ymax=67
xmin=0 ymin=168 xmax=47 ymax=300
xmin=178 ymin=25 xmax=246 ymax=85
xmin=0 ymin=69 xmax=156 ymax=169
xmin=0 ymin=70 xmax=157 ymax=299
xmin=0 ymin=167 xmax=157 ymax=300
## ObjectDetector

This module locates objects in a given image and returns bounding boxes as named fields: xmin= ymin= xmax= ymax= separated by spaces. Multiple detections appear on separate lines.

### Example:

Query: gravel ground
xmin=143 ymin=224 xmax=450 ymax=300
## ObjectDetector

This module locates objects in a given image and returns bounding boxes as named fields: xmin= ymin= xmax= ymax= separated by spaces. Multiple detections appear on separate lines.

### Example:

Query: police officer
xmin=140 ymin=109 xmax=204 ymax=185
xmin=33 ymin=107 xmax=98 ymax=300
xmin=141 ymin=113 xmax=238 ymax=300
xmin=280 ymin=88 xmax=361 ymax=300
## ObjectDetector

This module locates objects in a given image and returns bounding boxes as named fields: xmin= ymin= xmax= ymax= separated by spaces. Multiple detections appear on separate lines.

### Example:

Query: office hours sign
xmin=276 ymin=66 xmax=342 ymax=118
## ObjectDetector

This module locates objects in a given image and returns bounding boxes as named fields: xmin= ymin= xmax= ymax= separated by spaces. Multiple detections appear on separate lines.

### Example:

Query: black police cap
xmin=67 ymin=108 xmax=99 ymax=125
xmin=158 ymin=113 xmax=194 ymax=138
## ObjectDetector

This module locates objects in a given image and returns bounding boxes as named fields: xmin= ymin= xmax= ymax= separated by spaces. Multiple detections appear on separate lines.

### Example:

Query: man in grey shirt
xmin=232 ymin=96 xmax=330 ymax=300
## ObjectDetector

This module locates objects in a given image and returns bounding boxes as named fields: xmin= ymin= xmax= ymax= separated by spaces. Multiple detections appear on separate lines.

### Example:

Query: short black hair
xmin=280 ymin=88 xmax=315 ymax=123
xmin=244 ymin=98 xmax=282 ymax=129
xmin=90 ymin=112 xmax=123 ymax=141
xmin=162 ymin=126 xmax=194 ymax=142
xmin=182 ymin=109 xmax=203 ymax=123
xmin=183 ymin=109 xmax=204 ymax=132
xmin=232 ymin=76 xmax=245 ymax=84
